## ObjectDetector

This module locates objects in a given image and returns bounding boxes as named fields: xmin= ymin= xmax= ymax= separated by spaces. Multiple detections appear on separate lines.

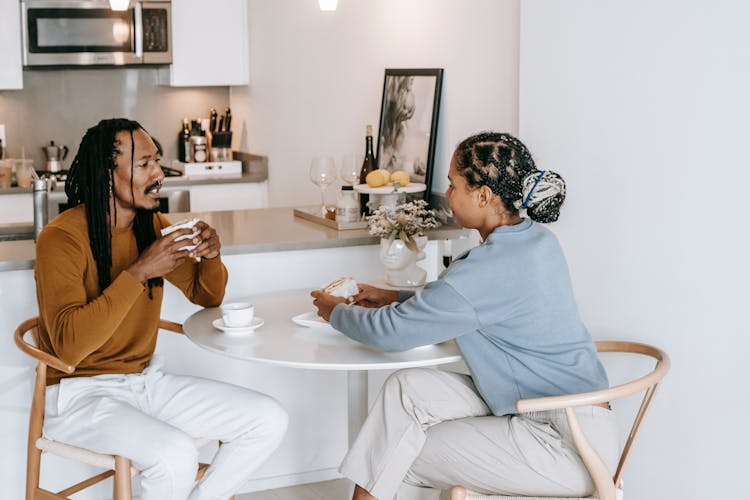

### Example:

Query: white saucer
xmin=291 ymin=311 xmax=339 ymax=333
xmin=212 ymin=317 xmax=264 ymax=334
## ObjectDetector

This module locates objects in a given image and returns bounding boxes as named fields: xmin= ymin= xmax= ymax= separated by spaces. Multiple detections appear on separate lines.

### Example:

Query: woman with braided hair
xmin=311 ymin=132 xmax=617 ymax=499
xmin=34 ymin=118 xmax=287 ymax=499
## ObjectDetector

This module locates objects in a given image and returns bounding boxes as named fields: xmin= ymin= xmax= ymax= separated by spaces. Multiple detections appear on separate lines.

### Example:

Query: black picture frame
xmin=376 ymin=68 xmax=443 ymax=205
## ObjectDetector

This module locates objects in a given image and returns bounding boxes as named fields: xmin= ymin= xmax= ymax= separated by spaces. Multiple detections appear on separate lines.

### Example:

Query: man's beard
xmin=138 ymin=180 xmax=162 ymax=213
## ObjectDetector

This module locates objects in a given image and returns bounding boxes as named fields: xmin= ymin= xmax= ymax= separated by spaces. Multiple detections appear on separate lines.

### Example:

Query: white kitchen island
xmin=0 ymin=207 xmax=474 ymax=498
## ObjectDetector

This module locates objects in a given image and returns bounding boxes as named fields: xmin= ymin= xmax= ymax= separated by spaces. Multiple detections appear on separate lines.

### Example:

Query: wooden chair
xmin=14 ymin=316 xmax=223 ymax=500
xmin=450 ymin=341 xmax=670 ymax=500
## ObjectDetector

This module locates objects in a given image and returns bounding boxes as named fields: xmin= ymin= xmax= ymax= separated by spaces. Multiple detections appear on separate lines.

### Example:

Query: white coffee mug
xmin=220 ymin=302 xmax=254 ymax=327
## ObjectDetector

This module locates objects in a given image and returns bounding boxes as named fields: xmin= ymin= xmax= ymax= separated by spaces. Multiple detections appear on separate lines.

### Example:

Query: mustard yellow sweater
xmin=34 ymin=205 xmax=228 ymax=385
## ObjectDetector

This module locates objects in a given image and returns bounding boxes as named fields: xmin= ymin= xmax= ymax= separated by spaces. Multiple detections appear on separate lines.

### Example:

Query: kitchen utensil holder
xmin=211 ymin=131 xmax=232 ymax=148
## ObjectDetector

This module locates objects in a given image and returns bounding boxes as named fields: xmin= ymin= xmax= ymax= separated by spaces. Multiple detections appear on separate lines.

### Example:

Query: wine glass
xmin=339 ymin=153 xmax=361 ymax=186
xmin=309 ymin=156 xmax=337 ymax=215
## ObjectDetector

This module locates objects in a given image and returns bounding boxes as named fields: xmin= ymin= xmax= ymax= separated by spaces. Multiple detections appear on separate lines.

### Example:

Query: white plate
xmin=212 ymin=317 xmax=264 ymax=334
xmin=291 ymin=311 xmax=339 ymax=333
xmin=290 ymin=312 xmax=436 ymax=350
xmin=353 ymin=182 xmax=426 ymax=194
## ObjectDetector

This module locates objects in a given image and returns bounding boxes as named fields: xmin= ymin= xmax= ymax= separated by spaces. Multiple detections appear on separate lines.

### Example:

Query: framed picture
xmin=376 ymin=68 xmax=443 ymax=204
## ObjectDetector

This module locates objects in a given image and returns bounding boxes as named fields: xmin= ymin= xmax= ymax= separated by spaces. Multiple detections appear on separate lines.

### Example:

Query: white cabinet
xmin=0 ymin=193 xmax=32 ymax=224
xmin=0 ymin=0 xmax=23 ymax=89
xmin=189 ymin=181 xmax=268 ymax=212
xmin=160 ymin=0 xmax=249 ymax=87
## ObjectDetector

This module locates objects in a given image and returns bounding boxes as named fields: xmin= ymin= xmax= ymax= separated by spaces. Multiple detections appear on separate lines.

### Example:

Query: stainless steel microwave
xmin=21 ymin=0 xmax=172 ymax=67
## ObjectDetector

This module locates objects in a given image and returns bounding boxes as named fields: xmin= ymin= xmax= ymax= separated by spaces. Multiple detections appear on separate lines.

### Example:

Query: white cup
xmin=160 ymin=218 xmax=201 ymax=251
xmin=220 ymin=302 xmax=255 ymax=327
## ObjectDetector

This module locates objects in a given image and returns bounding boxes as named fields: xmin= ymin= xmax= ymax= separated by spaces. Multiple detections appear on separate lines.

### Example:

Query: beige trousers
xmin=340 ymin=368 xmax=619 ymax=500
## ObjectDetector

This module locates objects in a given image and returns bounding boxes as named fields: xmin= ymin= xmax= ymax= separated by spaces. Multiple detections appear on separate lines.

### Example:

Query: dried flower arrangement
xmin=367 ymin=200 xmax=439 ymax=251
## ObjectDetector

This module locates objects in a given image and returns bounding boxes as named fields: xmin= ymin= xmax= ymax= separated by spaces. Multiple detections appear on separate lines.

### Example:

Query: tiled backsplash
xmin=0 ymin=69 xmax=229 ymax=170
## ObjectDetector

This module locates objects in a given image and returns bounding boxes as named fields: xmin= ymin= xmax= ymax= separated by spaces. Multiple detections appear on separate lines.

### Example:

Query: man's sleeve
xmin=34 ymin=226 xmax=145 ymax=366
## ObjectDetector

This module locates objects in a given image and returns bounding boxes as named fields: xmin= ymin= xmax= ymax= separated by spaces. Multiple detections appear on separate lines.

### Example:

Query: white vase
xmin=379 ymin=235 xmax=428 ymax=287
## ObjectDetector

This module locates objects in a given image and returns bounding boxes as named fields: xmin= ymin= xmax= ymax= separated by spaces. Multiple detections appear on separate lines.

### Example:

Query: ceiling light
xmin=318 ymin=0 xmax=338 ymax=11
xmin=109 ymin=0 xmax=130 ymax=11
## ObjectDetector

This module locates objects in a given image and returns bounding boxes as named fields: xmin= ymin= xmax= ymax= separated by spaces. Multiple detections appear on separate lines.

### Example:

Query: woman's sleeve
xmin=329 ymin=279 xmax=481 ymax=351
xmin=34 ymin=226 xmax=145 ymax=367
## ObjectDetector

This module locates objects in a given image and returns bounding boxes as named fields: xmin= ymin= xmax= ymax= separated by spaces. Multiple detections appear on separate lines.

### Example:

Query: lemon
xmin=391 ymin=170 xmax=410 ymax=187
xmin=377 ymin=169 xmax=391 ymax=184
xmin=366 ymin=170 xmax=386 ymax=187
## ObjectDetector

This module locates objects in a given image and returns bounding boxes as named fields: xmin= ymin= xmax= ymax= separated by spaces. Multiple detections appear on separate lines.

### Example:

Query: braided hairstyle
xmin=453 ymin=132 xmax=566 ymax=223
xmin=66 ymin=118 xmax=163 ymax=297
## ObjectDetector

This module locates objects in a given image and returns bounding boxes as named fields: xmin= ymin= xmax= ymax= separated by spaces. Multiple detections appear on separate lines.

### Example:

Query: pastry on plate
xmin=322 ymin=277 xmax=359 ymax=300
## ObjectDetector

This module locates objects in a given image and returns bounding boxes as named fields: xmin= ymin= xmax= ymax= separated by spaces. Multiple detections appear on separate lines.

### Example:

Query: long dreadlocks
xmin=65 ymin=118 xmax=163 ymax=297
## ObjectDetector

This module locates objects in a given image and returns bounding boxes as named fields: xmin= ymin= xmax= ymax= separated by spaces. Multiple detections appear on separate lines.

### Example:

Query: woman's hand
xmin=352 ymin=284 xmax=400 ymax=308
xmin=126 ymin=227 xmax=196 ymax=283
xmin=186 ymin=220 xmax=221 ymax=260
xmin=310 ymin=290 xmax=348 ymax=322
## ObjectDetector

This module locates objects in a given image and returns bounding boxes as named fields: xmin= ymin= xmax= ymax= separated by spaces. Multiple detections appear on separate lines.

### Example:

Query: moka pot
xmin=42 ymin=141 xmax=69 ymax=172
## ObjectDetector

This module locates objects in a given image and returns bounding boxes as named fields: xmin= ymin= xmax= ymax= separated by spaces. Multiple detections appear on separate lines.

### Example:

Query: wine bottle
xmin=358 ymin=124 xmax=377 ymax=216
xmin=178 ymin=118 xmax=190 ymax=162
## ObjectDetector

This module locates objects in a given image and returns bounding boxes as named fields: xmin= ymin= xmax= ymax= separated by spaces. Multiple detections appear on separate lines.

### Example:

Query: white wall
xmin=232 ymin=0 xmax=519 ymax=207
xmin=520 ymin=1 xmax=749 ymax=499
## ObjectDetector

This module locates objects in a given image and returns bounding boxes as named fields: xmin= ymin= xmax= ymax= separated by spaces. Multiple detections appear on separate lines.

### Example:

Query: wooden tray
xmin=293 ymin=206 xmax=368 ymax=231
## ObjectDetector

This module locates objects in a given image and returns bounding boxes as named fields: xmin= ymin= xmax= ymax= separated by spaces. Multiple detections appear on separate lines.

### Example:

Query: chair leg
xmin=27 ymin=363 xmax=47 ymax=500
xmin=26 ymin=443 xmax=42 ymax=500
xmin=113 ymin=456 xmax=132 ymax=500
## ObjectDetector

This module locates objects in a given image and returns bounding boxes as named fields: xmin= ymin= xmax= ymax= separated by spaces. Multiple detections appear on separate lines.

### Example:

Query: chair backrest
xmin=14 ymin=317 xmax=185 ymax=426
xmin=14 ymin=316 xmax=186 ymax=499
xmin=14 ymin=317 xmax=75 ymax=465
xmin=14 ymin=316 xmax=185 ymax=445
xmin=514 ymin=340 xmax=670 ymax=499
xmin=594 ymin=341 xmax=670 ymax=487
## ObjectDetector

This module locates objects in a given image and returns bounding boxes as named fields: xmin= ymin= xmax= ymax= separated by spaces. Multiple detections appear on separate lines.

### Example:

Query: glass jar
xmin=335 ymin=185 xmax=359 ymax=223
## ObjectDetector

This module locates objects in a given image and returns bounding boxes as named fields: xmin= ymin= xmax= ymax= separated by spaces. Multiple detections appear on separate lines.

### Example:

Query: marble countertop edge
xmin=0 ymin=207 xmax=469 ymax=272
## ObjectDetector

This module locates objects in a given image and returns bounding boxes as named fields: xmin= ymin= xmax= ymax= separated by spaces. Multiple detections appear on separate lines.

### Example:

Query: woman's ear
xmin=476 ymin=185 xmax=494 ymax=207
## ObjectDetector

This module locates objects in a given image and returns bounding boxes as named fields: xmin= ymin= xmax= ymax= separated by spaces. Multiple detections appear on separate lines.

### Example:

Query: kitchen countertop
xmin=0 ymin=171 xmax=266 ymax=196
xmin=0 ymin=151 xmax=269 ymax=195
xmin=0 ymin=207 xmax=470 ymax=272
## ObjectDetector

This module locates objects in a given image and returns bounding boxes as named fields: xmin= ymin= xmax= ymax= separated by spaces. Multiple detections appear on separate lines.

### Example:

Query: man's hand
xmin=352 ymin=284 xmax=400 ymax=308
xmin=126 ymin=227 xmax=195 ymax=283
xmin=187 ymin=220 xmax=221 ymax=260
xmin=310 ymin=290 xmax=348 ymax=322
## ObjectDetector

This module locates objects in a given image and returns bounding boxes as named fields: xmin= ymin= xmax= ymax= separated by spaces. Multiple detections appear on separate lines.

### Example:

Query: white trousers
xmin=44 ymin=357 xmax=288 ymax=500
xmin=340 ymin=368 xmax=619 ymax=500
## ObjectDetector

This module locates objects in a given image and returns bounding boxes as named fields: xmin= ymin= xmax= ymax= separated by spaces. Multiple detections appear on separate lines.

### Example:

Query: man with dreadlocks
xmin=33 ymin=118 xmax=287 ymax=500
xmin=312 ymin=132 xmax=618 ymax=499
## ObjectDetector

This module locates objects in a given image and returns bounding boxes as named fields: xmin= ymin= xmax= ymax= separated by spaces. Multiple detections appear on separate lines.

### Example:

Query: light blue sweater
xmin=330 ymin=219 xmax=608 ymax=416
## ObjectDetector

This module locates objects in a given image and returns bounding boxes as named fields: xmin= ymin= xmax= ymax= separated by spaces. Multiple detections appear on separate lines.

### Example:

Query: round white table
xmin=183 ymin=289 xmax=462 ymax=445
